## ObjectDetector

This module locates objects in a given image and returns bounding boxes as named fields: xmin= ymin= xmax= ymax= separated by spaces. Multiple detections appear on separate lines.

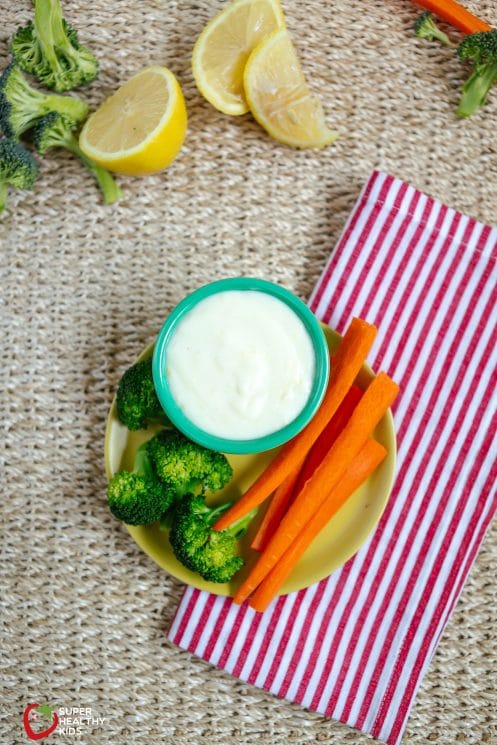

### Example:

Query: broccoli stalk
xmin=457 ymin=30 xmax=497 ymax=117
xmin=11 ymin=0 xmax=98 ymax=92
xmin=146 ymin=429 xmax=233 ymax=497
xmin=33 ymin=112 xmax=122 ymax=204
xmin=0 ymin=139 xmax=38 ymax=212
xmin=0 ymin=63 xmax=88 ymax=140
xmin=169 ymin=494 xmax=255 ymax=583
xmin=414 ymin=12 xmax=453 ymax=46
xmin=116 ymin=357 xmax=169 ymax=431
xmin=107 ymin=443 xmax=175 ymax=525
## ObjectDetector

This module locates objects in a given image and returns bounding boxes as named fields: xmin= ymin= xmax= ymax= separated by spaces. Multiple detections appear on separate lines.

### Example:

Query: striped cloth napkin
xmin=167 ymin=171 xmax=497 ymax=744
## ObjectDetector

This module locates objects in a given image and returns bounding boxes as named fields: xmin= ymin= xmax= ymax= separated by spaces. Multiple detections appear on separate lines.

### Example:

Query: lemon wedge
xmin=192 ymin=0 xmax=286 ymax=116
xmin=79 ymin=66 xmax=187 ymax=176
xmin=244 ymin=28 xmax=337 ymax=148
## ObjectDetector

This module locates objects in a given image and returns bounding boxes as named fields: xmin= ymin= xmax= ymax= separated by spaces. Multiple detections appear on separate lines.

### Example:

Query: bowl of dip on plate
xmin=152 ymin=277 xmax=330 ymax=454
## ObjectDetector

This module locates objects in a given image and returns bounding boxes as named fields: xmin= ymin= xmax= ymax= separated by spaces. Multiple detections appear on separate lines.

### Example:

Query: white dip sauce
xmin=166 ymin=290 xmax=315 ymax=440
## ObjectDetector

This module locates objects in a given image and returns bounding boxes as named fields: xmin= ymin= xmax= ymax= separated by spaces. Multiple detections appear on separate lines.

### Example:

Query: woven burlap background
xmin=1 ymin=0 xmax=496 ymax=743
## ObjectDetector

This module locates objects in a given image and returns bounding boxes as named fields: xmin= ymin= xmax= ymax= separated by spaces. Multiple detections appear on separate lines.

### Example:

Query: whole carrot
xmin=234 ymin=372 xmax=399 ymax=605
xmin=214 ymin=317 xmax=377 ymax=532
xmin=413 ymin=0 xmax=492 ymax=34
xmin=249 ymin=439 xmax=388 ymax=612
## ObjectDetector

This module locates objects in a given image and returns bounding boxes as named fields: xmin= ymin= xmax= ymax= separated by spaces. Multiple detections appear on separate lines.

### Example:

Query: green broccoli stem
xmin=207 ymin=501 xmax=232 ymax=523
xmin=47 ymin=0 xmax=84 ymax=65
xmin=228 ymin=508 xmax=258 ymax=538
xmin=457 ymin=61 xmax=497 ymax=117
xmin=65 ymin=137 xmax=123 ymax=204
xmin=0 ymin=182 xmax=8 ymax=212
xmin=133 ymin=442 xmax=155 ymax=479
xmin=80 ymin=155 xmax=123 ymax=205
xmin=163 ymin=503 xmax=256 ymax=536
xmin=431 ymin=26 xmax=452 ymax=47
xmin=49 ymin=93 xmax=88 ymax=123
xmin=210 ymin=504 xmax=257 ymax=538
xmin=35 ymin=0 xmax=65 ymax=76
xmin=159 ymin=510 xmax=174 ymax=531
xmin=24 ymin=83 xmax=89 ymax=125
xmin=146 ymin=411 xmax=170 ymax=427
xmin=414 ymin=12 xmax=453 ymax=46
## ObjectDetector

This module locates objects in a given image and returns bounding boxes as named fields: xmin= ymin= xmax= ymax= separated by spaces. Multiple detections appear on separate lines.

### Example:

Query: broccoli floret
xmin=457 ymin=30 xmax=497 ymax=117
xmin=0 ymin=63 xmax=88 ymax=140
xmin=116 ymin=357 xmax=168 ymax=431
xmin=0 ymin=139 xmax=38 ymax=212
xmin=414 ymin=12 xmax=453 ymax=46
xmin=169 ymin=494 xmax=254 ymax=582
xmin=146 ymin=429 xmax=233 ymax=496
xmin=33 ymin=112 xmax=122 ymax=204
xmin=107 ymin=442 xmax=175 ymax=525
xmin=10 ymin=0 xmax=98 ymax=92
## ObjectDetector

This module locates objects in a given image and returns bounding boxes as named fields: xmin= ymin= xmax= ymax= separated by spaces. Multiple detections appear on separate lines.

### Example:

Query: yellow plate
xmin=104 ymin=326 xmax=396 ymax=597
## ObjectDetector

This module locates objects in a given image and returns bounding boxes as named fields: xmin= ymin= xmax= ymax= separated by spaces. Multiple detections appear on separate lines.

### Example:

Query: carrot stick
xmin=214 ymin=318 xmax=377 ymax=532
xmin=412 ymin=0 xmax=492 ymax=34
xmin=233 ymin=371 xmax=399 ymax=604
xmin=293 ymin=384 xmax=363 ymax=497
xmin=252 ymin=384 xmax=363 ymax=552
xmin=249 ymin=439 xmax=388 ymax=612
xmin=251 ymin=467 xmax=301 ymax=551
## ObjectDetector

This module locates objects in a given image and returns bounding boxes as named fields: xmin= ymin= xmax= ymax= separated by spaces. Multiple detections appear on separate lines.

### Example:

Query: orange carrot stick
xmin=233 ymin=372 xmax=399 ymax=604
xmin=293 ymin=384 xmax=363 ymax=497
xmin=252 ymin=384 xmax=363 ymax=552
xmin=251 ymin=467 xmax=301 ymax=551
xmin=214 ymin=318 xmax=377 ymax=532
xmin=412 ymin=0 xmax=492 ymax=34
xmin=249 ymin=439 xmax=388 ymax=612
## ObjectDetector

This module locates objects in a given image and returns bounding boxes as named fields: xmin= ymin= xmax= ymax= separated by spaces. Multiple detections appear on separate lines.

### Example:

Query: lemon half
xmin=192 ymin=0 xmax=286 ymax=116
xmin=244 ymin=28 xmax=337 ymax=148
xmin=79 ymin=66 xmax=187 ymax=176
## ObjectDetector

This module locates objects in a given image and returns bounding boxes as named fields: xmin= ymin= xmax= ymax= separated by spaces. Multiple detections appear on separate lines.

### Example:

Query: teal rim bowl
xmin=152 ymin=277 xmax=330 ymax=454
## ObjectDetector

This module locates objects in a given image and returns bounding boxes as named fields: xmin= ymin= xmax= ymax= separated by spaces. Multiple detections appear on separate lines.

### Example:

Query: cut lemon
xmin=192 ymin=0 xmax=285 ymax=116
xmin=244 ymin=28 xmax=338 ymax=148
xmin=79 ymin=66 xmax=187 ymax=176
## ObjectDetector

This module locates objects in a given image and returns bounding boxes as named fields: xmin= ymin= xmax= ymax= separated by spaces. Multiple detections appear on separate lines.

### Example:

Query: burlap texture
xmin=1 ymin=1 xmax=496 ymax=743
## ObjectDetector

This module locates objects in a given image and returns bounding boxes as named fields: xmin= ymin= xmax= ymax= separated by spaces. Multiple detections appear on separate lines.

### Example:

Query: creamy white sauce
xmin=166 ymin=290 xmax=315 ymax=440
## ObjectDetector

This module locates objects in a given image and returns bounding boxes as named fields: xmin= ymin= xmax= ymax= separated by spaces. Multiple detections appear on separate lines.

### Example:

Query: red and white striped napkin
xmin=167 ymin=171 xmax=497 ymax=744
